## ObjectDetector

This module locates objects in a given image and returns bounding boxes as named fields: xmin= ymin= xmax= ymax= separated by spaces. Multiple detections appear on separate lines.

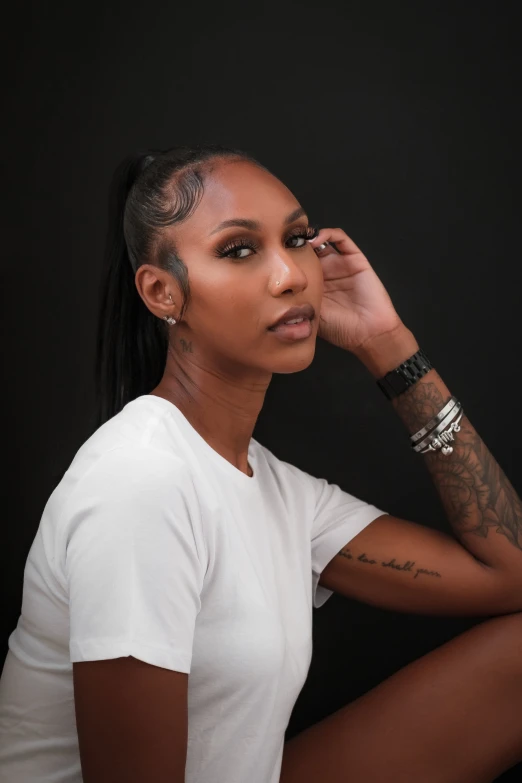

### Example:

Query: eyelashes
xmin=214 ymin=225 xmax=320 ymax=261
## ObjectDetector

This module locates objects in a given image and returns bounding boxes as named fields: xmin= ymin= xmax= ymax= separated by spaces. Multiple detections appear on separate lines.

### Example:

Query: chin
xmin=268 ymin=342 xmax=317 ymax=374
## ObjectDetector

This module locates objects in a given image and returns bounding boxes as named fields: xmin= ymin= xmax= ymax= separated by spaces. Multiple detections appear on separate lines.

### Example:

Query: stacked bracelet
xmin=411 ymin=400 xmax=464 ymax=456
xmin=410 ymin=395 xmax=459 ymax=445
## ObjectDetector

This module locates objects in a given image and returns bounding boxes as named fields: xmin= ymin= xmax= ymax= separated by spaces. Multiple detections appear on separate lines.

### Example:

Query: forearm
xmin=354 ymin=324 xmax=522 ymax=573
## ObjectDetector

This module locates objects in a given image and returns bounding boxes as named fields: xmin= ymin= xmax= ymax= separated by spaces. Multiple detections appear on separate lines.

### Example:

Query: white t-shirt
xmin=0 ymin=394 xmax=386 ymax=783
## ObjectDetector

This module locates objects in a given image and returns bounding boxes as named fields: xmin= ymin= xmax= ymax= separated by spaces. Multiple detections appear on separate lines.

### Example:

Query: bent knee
xmin=457 ymin=611 xmax=522 ymax=679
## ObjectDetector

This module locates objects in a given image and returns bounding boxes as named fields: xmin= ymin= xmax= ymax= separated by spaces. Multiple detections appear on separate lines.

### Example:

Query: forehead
xmin=177 ymin=159 xmax=300 ymax=245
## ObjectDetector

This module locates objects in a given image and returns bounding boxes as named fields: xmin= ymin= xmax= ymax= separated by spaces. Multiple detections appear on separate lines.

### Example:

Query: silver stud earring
xmin=164 ymin=293 xmax=177 ymax=325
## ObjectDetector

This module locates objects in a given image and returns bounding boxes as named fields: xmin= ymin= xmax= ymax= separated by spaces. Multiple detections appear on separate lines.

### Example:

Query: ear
xmin=134 ymin=265 xmax=177 ymax=320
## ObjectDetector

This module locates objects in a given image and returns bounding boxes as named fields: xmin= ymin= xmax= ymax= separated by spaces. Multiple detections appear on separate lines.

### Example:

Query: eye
xmin=214 ymin=238 xmax=258 ymax=260
xmin=234 ymin=247 xmax=253 ymax=259
xmin=214 ymin=225 xmax=319 ymax=261
xmin=287 ymin=225 xmax=319 ymax=247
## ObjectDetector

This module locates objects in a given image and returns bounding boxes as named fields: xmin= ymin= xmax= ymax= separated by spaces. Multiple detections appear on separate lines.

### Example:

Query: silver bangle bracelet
xmin=417 ymin=409 xmax=464 ymax=456
xmin=410 ymin=395 xmax=458 ymax=445
xmin=413 ymin=402 xmax=463 ymax=453
xmin=413 ymin=403 xmax=462 ymax=453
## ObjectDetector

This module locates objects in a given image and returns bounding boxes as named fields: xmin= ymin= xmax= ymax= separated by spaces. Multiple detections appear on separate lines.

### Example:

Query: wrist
xmin=353 ymin=324 xmax=420 ymax=378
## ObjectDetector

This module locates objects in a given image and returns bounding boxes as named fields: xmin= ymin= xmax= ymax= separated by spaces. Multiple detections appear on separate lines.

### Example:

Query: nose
xmin=271 ymin=249 xmax=309 ymax=294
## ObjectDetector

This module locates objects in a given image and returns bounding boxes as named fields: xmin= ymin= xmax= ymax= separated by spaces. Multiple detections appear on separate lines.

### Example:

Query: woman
xmin=0 ymin=143 xmax=521 ymax=783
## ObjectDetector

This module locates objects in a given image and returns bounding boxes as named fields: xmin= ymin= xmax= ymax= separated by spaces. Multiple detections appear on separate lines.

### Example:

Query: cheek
xmin=198 ymin=289 xmax=259 ymax=333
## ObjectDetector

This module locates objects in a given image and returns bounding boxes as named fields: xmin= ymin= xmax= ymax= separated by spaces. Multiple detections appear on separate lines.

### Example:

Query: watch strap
xmin=376 ymin=348 xmax=433 ymax=401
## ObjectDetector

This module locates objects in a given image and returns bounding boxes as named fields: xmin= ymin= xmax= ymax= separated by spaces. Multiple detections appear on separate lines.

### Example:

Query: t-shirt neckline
xmin=135 ymin=394 xmax=259 ymax=488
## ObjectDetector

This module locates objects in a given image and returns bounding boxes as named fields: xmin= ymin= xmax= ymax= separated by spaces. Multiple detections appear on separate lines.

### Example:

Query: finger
xmin=307 ymin=227 xmax=363 ymax=255
xmin=313 ymin=240 xmax=342 ymax=255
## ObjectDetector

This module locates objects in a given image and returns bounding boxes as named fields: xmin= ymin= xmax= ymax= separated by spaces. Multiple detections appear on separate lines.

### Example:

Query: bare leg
xmin=280 ymin=612 xmax=522 ymax=783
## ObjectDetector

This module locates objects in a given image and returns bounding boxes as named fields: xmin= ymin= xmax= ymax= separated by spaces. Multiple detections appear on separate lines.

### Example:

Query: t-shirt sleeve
xmin=309 ymin=474 xmax=387 ymax=609
xmin=63 ymin=446 xmax=207 ymax=674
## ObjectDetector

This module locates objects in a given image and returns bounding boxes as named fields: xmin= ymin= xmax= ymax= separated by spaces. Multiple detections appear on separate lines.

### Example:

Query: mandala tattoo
xmin=395 ymin=380 xmax=522 ymax=552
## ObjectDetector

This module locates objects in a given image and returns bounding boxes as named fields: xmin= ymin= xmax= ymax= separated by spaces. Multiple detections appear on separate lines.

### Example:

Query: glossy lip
xmin=267 ymin=303 xmax=315 ymax=330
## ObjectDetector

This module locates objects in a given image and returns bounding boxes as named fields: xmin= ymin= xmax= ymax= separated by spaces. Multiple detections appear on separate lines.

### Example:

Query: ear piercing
xmin=164 ymin=293 xmax=176 ymax=325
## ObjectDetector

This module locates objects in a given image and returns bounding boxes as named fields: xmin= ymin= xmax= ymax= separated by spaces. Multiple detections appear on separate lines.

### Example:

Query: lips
xmin=268 ymin=303 xmax=315 ymax=330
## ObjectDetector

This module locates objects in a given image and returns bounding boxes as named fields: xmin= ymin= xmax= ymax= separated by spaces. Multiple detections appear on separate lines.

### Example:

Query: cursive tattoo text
xmin=340 ymin=546 xmax=442 ymax=580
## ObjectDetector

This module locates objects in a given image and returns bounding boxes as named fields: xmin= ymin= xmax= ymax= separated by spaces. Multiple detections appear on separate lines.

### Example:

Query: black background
xmin=2 ymin=1 xmax=521 ymax=780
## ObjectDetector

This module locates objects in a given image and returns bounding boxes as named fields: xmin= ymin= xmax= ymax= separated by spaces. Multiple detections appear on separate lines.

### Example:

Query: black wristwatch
xmin=376 ymin=348 xmax=433 ymax=401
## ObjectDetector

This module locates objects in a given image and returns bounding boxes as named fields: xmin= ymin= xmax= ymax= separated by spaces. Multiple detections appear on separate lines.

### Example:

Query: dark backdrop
xmin=2 ymin=1 xmax=521 ymax=780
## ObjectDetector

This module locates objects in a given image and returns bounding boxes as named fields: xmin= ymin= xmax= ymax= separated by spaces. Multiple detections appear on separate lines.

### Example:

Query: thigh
xmin=280 ymin=612 xmax=522 ymax=783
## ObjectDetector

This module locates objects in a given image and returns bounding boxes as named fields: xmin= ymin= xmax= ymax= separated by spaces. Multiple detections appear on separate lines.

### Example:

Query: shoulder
xmin=56 ymin=444 xmax=208 ymax=571
xmin=52 ymin=444 xmax=197 ymax=541
xmin=252 ymin=438 xmax=321 ymax=497
xmin=67 ymin=443 xmax=189 ymax=496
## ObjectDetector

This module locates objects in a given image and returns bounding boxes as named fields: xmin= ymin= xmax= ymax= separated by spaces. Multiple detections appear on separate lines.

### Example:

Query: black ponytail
xmin=90 ymin=143 xmax=269 ymax=433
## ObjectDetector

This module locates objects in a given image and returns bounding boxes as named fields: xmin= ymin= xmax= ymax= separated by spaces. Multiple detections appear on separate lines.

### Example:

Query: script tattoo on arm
xmin=339 ymin=546 xmax=442 ymax=581
xmin=394 ymin=380 xmax=522 ymax=553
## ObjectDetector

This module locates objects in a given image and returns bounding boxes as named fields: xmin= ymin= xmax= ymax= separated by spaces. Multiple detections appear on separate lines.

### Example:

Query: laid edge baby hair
xmin=91 ymin=143 xmax=270 ymax=434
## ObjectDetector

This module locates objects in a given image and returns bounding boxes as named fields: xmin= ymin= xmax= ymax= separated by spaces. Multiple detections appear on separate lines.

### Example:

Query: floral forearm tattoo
xmin=394 ymin=380 xmax=522 ymax=553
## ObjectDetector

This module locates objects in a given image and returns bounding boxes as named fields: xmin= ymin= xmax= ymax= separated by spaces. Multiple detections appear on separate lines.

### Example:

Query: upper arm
xmin=73 ymin=656 xmax=188 ymax=783
xmin=318 ymin=514 xmax=522 ymax=616
xmin=66 ymin=448 xmax=205 ymax=676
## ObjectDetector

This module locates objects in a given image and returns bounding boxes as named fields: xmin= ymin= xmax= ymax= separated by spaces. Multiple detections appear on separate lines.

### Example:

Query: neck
xmin=151 ymin=342 xmax=271 ymax=475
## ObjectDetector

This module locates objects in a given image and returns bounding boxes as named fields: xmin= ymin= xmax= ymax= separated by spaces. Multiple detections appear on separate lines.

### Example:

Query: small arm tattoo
xmin=339 ymin=547 xmax=442 ymax=581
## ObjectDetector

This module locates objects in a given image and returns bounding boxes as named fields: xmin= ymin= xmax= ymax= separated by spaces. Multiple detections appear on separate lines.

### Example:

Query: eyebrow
xmin=208 ymin=206 xmax=308 ymax=236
